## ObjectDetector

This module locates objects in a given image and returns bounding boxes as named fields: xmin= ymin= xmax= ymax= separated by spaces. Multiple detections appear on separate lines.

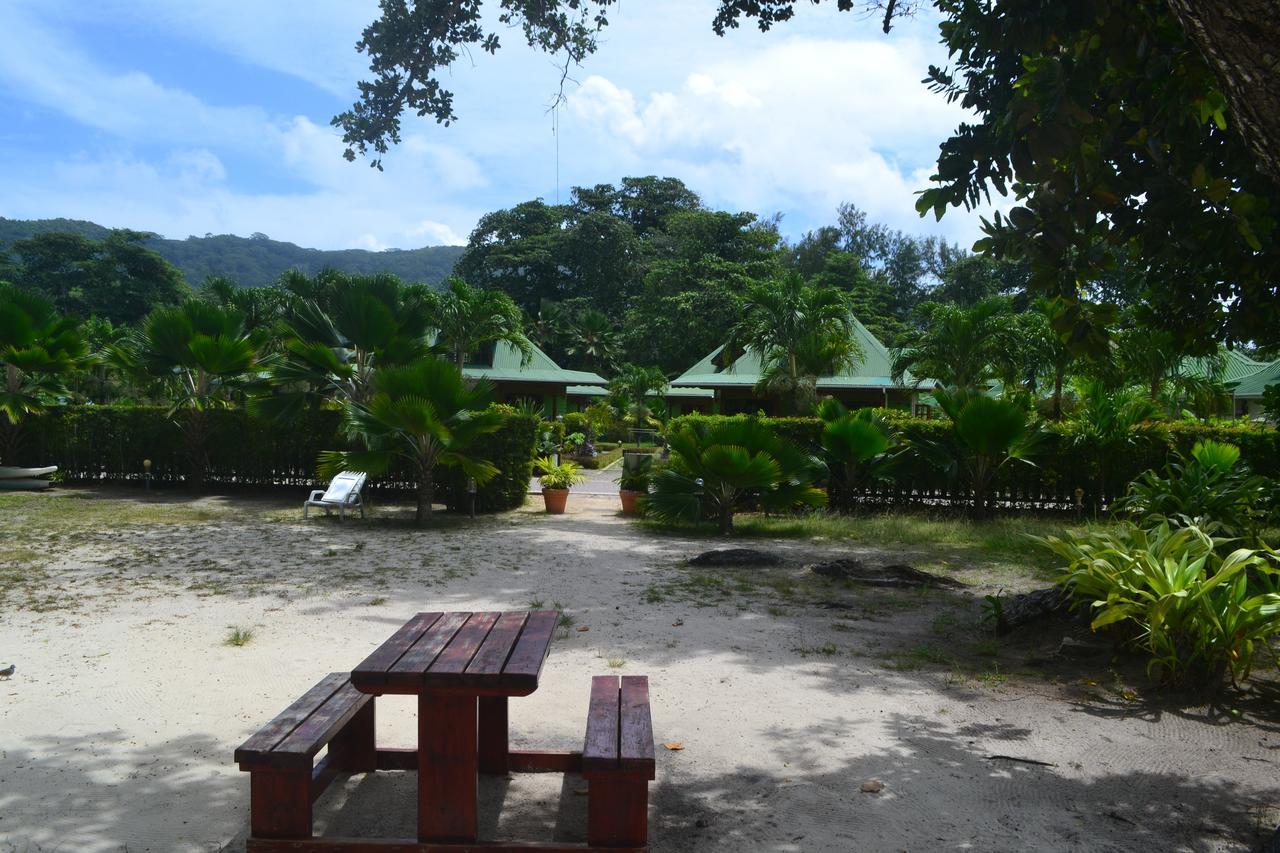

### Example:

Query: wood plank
xmin=587 ymin=777 xmax=649 ymax=847
xmin=248 ymin=838 xmax=644 ymax=852
xmin=508 ymin=750 xmax=583 ymax=773
xmin=418 ymin=692 xmax=477 ymax=842
xmin=618 ymin=676 xmax=655 ymax=779
xmin=351 ymin=613 xmax=442 ymax=688
xmin=427 ymin=612 xmax=500 ymax=679
xmin=464 ymin=612 xmax=528 ymax=682
xmin=235 ymin=673 xmax=348 ymax=764
xmin=249 ymin=768 xmax=312 ymax=839
xmin=477 ymin=696 xmax=508 ymax=775
xmin=501 ymin=610 xmax=557 ymax=688
xmin=273 ymin=682 xmax=371 ymax=765
xmin=581 ymin=675 xmax=619 ymax=773
xmin=386 ymin=612 xmax=470 ymax=687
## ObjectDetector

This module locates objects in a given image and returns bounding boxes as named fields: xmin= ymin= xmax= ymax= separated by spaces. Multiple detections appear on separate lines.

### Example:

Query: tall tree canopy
xmin=339 ymin=0 xmax=1280 ymax=350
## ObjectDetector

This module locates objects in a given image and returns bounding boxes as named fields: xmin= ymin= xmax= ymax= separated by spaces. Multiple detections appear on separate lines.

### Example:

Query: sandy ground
xmin=2 ymin=483 xmax=1280 ymax=853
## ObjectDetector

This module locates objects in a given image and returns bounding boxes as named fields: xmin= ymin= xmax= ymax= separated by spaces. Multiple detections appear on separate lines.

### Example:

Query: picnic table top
xmin=350 ymin=610 xmax=558 ymax=696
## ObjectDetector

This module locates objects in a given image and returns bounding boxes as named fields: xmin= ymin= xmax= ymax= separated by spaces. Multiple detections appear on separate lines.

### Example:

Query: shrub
xmin=561 ymin=411 xmax=590 ymax=436
xmin=646 ymin=417 xmax=826 ymax=534
xmin=1042 ymin=522 xmax=1280 ymax=689
xmin=1115 ymin=439 xmax=1274 ymax=540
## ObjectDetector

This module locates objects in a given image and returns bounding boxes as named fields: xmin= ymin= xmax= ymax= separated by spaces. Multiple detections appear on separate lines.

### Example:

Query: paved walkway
xmin=528 ymin=459 xmax=621 ymax=496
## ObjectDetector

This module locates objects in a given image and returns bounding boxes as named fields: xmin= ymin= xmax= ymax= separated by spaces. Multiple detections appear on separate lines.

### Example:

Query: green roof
xmin=566 ymin=385 xmax=714 ymax=399
xmin=1232 ymin=360 xmax=1280 ymax=398
xmin=1181 ymin=348 xmax=1270 ymax=385
xmin=671 ymin=317 xmax=922 ymax=390
xmin=461 ymin=341 xmax=606 ymax=385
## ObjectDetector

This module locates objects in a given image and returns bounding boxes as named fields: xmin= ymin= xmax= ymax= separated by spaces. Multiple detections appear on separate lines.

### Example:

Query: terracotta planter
xmin=619 ymin=489 xmax=642 ymax=515
xmin=542 ymin=488 xmax=569 ymax=514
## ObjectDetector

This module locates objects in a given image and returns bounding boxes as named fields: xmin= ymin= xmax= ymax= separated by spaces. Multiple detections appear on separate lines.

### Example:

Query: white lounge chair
xmin=304 ymin=471 xmax=367 ymax=520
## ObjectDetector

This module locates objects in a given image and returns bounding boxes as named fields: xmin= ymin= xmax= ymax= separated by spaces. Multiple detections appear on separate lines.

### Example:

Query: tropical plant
xmin=0 ymin=284 xmax=87 ymax=461
xmin=566 ymin=309 xmax=622 ymax=372
xmin=429 ymin=276 xmax=533 ymax=371
xmin=891 ymin=297 xmax=1014 ymax=391
xmin=645 ymin=417 xmax=827 ymax=534
xmin=617 ymin=454 xmax=654 ymax=492
xmin=1115 ymin=440 xmax=1273 ymax=542
xmin=111 ymin=300 xmax=264 ymax=489
xmin=534 ymin=455 xmax=586 ymax=491
xmin=251 ymin=271 xmax=436 ymax=420
xmin=912 ymin=389 xmax=1042 ymax=518
xmin=727 ymin=272 xmax=859 ymax=414
xmin=318 ymin=358 xmax=503 ymax=523
xmin=607 ymin=364 xmax=668 ymax=426
xmin=817 ymin=402 xmax=899 ymax=513
xmin=1042 ymin=522 xmax=1280 ymax=689
xmin=1066 ymin=379 xmax=1162 ymax=509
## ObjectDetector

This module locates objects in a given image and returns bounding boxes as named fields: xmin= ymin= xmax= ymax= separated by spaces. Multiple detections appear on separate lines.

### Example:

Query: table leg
xmin=478 ymin=696 xmax=509 ymax=775
xmin=418 ymin=692 xmax=477 ymax=842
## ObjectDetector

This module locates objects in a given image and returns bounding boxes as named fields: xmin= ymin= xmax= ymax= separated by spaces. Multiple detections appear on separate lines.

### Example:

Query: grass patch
xmin=606 ymin=657 xmax=626 ymax=668
xmin=225 ymin=626 xmax=255 ymax=647
xmin=882 ymin=644 xmax=955 ymax=671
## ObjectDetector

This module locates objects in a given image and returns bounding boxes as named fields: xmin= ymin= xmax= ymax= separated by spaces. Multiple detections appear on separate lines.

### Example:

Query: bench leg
xmin=478 ymin=695 xmax=508 ymax=775
xmin=249 ymin=769 xmax=311 ymax=839
xmin=587 ymin=777 xmax=649 ymax=847
xmin=328 ymin=700 xmax=377 ymax=773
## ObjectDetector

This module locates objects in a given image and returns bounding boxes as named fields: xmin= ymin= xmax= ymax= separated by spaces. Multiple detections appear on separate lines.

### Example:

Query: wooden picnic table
xmin=350 ymin=610 xmax=559 ymax=844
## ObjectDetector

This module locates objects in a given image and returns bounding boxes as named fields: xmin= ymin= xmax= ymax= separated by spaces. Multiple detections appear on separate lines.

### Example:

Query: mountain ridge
xmin=0 ymin=217 xmax=464 ymax=287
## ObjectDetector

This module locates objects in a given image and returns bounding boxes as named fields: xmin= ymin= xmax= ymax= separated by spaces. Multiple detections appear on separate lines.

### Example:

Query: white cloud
xmin=568 ymin=35 xmax=993 ymax=246
xmin=408 ymin=220 xmax=467 ymax=246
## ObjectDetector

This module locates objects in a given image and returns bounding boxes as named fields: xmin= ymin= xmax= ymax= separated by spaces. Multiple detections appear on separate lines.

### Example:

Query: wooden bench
xmin=582 ymin=675 xmax=655 ymax=848
xmin=234 ymin=672 xmax=377 ymax=839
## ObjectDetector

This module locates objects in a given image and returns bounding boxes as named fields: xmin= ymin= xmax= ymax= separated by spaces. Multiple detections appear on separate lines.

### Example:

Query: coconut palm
xmin=1067 ymin=379 xmax=1161 ymax=509
xmin=891 ymin=297 xmax=1015 ymax=391
xmin=644 ymin=418 xmax=826 ymax=534
xmin=607 ymin=364 xmax=668 ymax=427
xmin=317 ymin=358 xmax=503 ymax=523
xmin=113 ymin=300 xmax=264 ymax=489
xmin=818 ymin=402 xmax=899 ymax=513
xmin=429 ymin=276 xmax=533 ymax=371
xmin=0 ymin=285 xmax=87 ymax=461
xmin=912 ymin=389 xmax=1043 ymax=518
xmin=727 ymin=273 xmax=860 ymax=414
xmin=251 ymin=271 xmax=435 ymax=420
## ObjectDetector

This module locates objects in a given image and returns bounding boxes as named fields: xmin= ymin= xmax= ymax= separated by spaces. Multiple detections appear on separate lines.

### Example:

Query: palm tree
xmin=644 ymin=418 xmax=827 ymax=534
xmin=892 ymin=297 xmax=1014 ymax=391
xmin=566 ymin=309 xmax=622 ymax=373
xmin=913 ymin=389 xmax=1043 ymax=518
xmin=0 ymin=285 xmax=87 ymax=462
xmin=430 ymin=276 xmax=533 ymax=371
xmin=1067 ymin=379 xmax=1160 ymax=510
xmin=818 ymin=403 xmax=898 ymax=513
xmin=607 ymin=364 xmax=668 ymax=427
xmin=113 ymin=300 xmax=263 ymax=490
xmin=727 ymin=272 xmax=860 ymax=414
xmin=251 ymin=271 xmax=435 ymax=420
xmin=318 ymin=358 xmax=503 ymax=523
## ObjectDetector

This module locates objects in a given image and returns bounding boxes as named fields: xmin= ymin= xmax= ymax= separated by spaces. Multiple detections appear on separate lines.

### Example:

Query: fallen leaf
xmin=576 ymin=626 xmax=590 ymax=633
xmin=573 ymin=787 xmax=589 ymax=796
xmin=672 ymin=619 xmax=684 ymax=627
xmin=663 ymin=742 xmax=684 ymax=751
xmin=860 ymin=780 xmax=885 ymax=794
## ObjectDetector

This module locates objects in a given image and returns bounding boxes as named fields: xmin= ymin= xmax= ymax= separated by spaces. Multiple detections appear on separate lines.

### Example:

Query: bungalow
xmin=1230 ymin=360 xmax=1280 ymax=419
xmin=564 ymin=384 xmax=716 ymax=416
xmin=461 ymin=340 xmax=606 ymax=418
xmin=670 ymin=317 xmax=926 ymax=414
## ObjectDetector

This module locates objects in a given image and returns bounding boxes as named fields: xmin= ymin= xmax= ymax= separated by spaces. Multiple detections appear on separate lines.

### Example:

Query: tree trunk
xmin=718 ymin=500 xmax=733 ymax=536
xmin=1052 ymin=367 xmax=1065 ymax=420
xmin=1167 ymin=0 xmax=1280 ymax=186
xmin=416 ymin=465 xmax=434 ymax=524
xmin=185 ymin=408 xmax=208 ymax=491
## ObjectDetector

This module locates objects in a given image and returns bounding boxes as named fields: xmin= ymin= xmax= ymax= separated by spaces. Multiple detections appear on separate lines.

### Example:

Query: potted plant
xmin=534 ymin=455 xmax=585 ymax=514
xmin=616 ymin=454 xmax=653 ymax=515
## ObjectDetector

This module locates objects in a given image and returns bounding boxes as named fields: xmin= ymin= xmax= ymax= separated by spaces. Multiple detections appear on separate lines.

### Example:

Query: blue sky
xmin=0 ymin=1 xmax=998 ymax=252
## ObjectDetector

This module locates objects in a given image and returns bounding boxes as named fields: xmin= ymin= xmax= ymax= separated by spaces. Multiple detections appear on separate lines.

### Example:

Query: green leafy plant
xmin=1115 ymin=439 xmax=1272 ymax=541
xmin=534 ymin=455 xmax=586 ymax=491
xmin=912 ymin=390 xmax=1042 ymax=518
xmin=645 ymin=417 xmax=826 ymax=535
xmin=563 ymin=431 xmax=587 ymax=454
xmin=1042 ymin=522 xmax=1280 ymax=688
xmin=318 ymin=358 xmax=503 ymax=523
xmin=617 ymin=454 xmax=653 ymax=492
xmin=818 ymin=402 xmax=898 ymax=512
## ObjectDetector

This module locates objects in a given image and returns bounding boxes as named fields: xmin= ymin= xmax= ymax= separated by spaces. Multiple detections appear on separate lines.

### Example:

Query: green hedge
xmin=664 ymin=411 xmax=1280 ymax=513
xmin=20 ymin=405 xmax=537 ymax=513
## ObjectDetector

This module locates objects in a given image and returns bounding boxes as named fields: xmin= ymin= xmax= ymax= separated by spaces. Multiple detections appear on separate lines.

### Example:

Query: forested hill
xmin=0 ymin=218 xmax=464 ymax=286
